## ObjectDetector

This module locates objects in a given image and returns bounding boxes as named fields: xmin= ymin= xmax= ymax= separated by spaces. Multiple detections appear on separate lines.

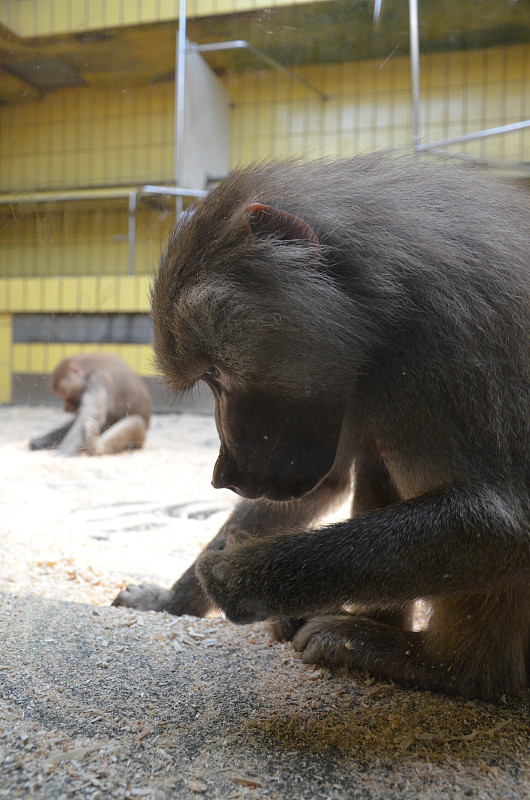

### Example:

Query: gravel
xmin=0 ymin=406 xmax=528 ymax=800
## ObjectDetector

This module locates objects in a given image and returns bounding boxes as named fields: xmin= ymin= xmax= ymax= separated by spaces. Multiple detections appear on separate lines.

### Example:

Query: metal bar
xmin=416 ymin=120 xmax=530 ymax=151
xmin=0 ymin=185 xmax=207 ymax=206
xmin=420 ymin=147 xmax=530 ymax=172
xmin=174 ymin=0 xmax=188 ymax=216
xmin=0 ymin=187 xmax=138 ymax=204
xmin=190 ymin=40 xmax=329 ymax=101
xmin=408 ymin=0 xmax=420 ymax=154
xmin=141 ymin=185 xmax=208 ymax=197
xmin=373 ymin=0 xmax=383 ymax=28
xmin=127 ymin=191 xmax=137 ymax=276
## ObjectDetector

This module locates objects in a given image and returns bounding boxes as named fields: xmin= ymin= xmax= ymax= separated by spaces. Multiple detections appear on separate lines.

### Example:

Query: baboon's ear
xmin=243 ymin=203 xmax=319 ymax=246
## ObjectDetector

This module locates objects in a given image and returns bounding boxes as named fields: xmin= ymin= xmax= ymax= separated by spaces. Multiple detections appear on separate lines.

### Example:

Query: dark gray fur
xmin=114 ymin=152 xmax=530 ymax=701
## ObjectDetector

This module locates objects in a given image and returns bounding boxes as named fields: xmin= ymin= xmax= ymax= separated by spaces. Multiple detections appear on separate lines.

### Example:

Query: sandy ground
xmin=0 ymin=406 xmax=528 ymax=800
xmin=0 ymin=406 xmax=236 ymax=608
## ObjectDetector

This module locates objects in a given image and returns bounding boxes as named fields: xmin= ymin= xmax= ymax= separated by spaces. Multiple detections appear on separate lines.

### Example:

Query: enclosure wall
xmin=0 ymin=1 xmax=528 ymax=407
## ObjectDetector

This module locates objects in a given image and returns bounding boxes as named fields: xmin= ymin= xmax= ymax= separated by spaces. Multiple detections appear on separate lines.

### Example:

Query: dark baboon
xmin=114 ymin=153 xmax=530 ymax=701
xmin=30 ymin=352 xmax=151 ymax=456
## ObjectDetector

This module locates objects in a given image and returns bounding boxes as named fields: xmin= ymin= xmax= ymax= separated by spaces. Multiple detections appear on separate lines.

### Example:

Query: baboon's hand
xmin=223 ymin=526 xmax=254 ymax=549
xmin=196 ymin=542 xmax=275 ymax=623
xmin=112 ymin=583 xmax=170 ymax=611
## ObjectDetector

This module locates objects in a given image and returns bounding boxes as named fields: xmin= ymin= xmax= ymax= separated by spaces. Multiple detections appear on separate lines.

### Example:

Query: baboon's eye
xmin=204 ymin=366 xmax=220 ymax=379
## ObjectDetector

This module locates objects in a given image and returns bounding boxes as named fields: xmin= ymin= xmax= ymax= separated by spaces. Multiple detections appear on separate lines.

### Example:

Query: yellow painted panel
xmin=26 ymin=343 xmax=45 ymax=372
xmin=24 ymin=279 xmax=43 ymax=311
xmin=57 ymin=278 xmax=83 ymax=312
xmin=76 ymin=277 xmax=99 ymax=310
xmin=137 ymin=346 xmax=157 ymax=376
xmin=41 ymin=280 xmax=61 ymax=312
xmin=1 ymin=45 xmax=528 ymax=285
xmin=116 ymin=279 xmax=137 ymax=312
xmin=6 ymin=279 xmax=25 ymax=311
xmin=138 ymin=276 xmax=151 ymax=311
xmin=97 ymin=278 xmax=120 ymax=311
xmin=112 ymin=345 xmax=155 ymax=376
xmin=0 ymin=314 xmax=12 ymax=403
xmin=0 ymin=82 xmax=175 ymax=191
xmin=12 ymin=345 xmax=26 ymax=373
xmin=116 ymin=276 xmax=151 ymax=312
xmin=46 ymin=344 xmax=68 ymax=370
xmin=62 ymin=344 xmax=82 ymax=358
xmin=110 ymin=344 xmax=156 ymax=377
xmin=115 ymin=344 xmax=137 ymax=369
xmin=2 ymin=45 xmax=527 ymax=199
xmin=0 ymin=277 xmax=151 ymax=313
xmin=1 ymin=0 xmax=318 ymax=36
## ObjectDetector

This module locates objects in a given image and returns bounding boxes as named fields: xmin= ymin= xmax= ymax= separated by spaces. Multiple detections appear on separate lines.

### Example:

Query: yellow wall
xmin=0 ymin=275 xmax=150 ymax=313
xmin=0 ymin=275 xmax=155 ymax=398
xmin=1 ymin=0 xmax=321 ymax=37
xmin=0 ymin=82 xmax=175 ymax=192
xmin=0 ymin=205 xmax=173 ymax=278
xmin=0 ymin=314 xmax=12 ymax=403
xmin=1 ymin=44 xmax=527 ymax=285
xmin=1 ymin=44 xmax=527 ymax=196
xmin=0 ymin=23 xmax=527 ymax=402
xmin=226 ymin=45 xmax=530 ymax=164
xmin=11 ymin=342 xmax=154 ymax=379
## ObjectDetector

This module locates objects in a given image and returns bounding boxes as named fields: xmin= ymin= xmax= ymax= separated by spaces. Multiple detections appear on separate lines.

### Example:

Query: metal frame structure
xmin=172 ymin=0 xmax=329 ymax=215
xmin=173 ymin=0 xmax=530 ymax=194
xmin=189 ymin=41 xmax=329 ymax=101
xmin=407 ymin=0 xmax=530 ymax=166
xmin=0 ymin=184 xmax=207 ymax=276
xmin=3 ymin=0 xmax=527 ymax=276
xmin=138 ymin=0 xmax=530 ymax=271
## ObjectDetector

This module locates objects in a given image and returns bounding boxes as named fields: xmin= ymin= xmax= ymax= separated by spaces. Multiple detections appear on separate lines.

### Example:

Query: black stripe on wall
xmin=12 ymin=374 xmax=214 ymax=414
xmin=13 ymin=314 xmax=152 ymax=345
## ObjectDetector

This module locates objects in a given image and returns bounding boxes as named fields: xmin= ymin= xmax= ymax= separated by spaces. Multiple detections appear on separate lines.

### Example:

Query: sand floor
xmin=0 ymin=406 xmax=528 ymax=800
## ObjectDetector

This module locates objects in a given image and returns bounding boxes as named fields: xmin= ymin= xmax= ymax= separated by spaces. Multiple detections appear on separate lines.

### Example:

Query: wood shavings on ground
xmin=0 ymin=407 xmax=528 ymax=800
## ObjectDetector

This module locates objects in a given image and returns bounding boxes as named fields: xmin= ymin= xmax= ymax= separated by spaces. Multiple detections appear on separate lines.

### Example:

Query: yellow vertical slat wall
xmin=0 ymin=315 xmax=11 ymax=403
xmin=0 ymin=0 xmax=528 ymax=403
xmin=1 ymin=44 xmax=528 ymax=198
xmin=1 ymin=45 xmax=528 ymax=279
xmin=0 ymin=277 xmax=153 ymax=402
xmin=226 ymin=45 xmax=529 ymax=165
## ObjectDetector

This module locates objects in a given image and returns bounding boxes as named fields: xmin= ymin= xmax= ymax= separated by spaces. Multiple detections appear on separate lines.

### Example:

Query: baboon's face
xmin=152 ymin=201 xmax=350 ymax=501
xmin=53 ymin=370 xmax=85 ymax=413
xmin=205 ymin=371 xmax=343 ymax=501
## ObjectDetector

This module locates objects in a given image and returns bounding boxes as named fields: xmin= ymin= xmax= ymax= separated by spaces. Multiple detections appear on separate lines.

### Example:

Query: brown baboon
xmin=30 ymin=352 xmax=151 ymax=456
xmin=114 ymin=153 xmax=530 ymax=700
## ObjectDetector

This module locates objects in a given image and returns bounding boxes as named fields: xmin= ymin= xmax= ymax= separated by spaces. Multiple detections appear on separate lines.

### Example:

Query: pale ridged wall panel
xmin=0 ymin=207 xmax=172 ymax=278
xmin=225 ymin=45 xmax=529 ymax=166
xmin=0 ymin=0 xmax=312 ymax=37
xmin=0 ymin=83 xmax=175 ymax=192
xmin=0 ymin=1 xmax=528 ymax=406
xmin=0 ymin=276 xmax=150 ymax=314
xmin=0 ymin=275 xmax=157 ymax=404
xmin=0 ymin=315 xmax=12 ymax=403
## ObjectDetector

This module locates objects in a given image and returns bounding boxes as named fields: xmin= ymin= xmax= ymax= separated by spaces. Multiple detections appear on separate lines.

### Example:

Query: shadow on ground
xmin=1 ymin=593 xmax=528 ymax=800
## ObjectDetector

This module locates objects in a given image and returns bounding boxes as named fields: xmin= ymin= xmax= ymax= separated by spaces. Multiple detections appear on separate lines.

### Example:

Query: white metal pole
xmin=409 ymin=0 xmax=420 ymax=156
xmin=174 ymin=0 xmax=188 ymax=215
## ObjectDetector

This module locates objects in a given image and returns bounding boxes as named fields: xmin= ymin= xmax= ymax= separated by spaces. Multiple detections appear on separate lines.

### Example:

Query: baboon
xmin=114 ymin=153 xmax=530 ymax=700
xmin=30 ymin=352 xmax=151 ymax=456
